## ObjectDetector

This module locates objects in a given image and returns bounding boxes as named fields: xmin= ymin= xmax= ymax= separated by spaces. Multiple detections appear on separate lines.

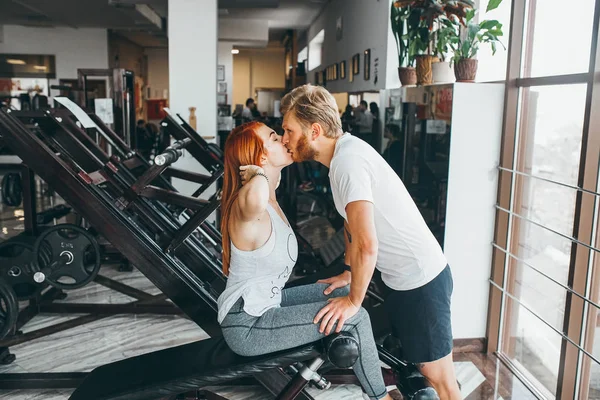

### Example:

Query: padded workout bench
xmin=69 ymin=333 xmax=359 ymax=400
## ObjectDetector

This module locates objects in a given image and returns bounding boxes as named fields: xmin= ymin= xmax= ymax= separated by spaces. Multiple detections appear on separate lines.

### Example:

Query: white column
xmin=168 ymin=0 xmax=217 ymax=197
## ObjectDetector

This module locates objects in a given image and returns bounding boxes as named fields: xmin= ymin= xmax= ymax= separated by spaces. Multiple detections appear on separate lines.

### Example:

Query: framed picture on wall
xmin=217 ymin=82 xmax=227 ymax=94
xmin=352 ymin=54 xmax=360 ymax=76
xmin=340 ymin=61 xmax=346 ymax=80
xmin=217 ymin=93 xmax=227 ymax=105
xmin=364 ymin=49 xmax=371 ymax=81
xmin=217 ymin=65 xmax=225 ymax=81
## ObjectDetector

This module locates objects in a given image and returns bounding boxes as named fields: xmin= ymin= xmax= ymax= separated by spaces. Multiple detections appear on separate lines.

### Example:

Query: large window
xmin=307 ymin=30 xmax=324 ymax=72
xmin=488 ymin=0 xmax=600 ymax=399
xmin=475 ymin=0 xmax=512 ymax=82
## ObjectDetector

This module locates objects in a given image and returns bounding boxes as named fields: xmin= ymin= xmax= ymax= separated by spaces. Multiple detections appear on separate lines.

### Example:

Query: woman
xmin=218 ymin=122 xmax=393 ymax=400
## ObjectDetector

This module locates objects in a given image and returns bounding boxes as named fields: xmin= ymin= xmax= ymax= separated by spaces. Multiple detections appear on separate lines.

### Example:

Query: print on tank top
xmin=269 ymin=232 xmax=296 ymax=298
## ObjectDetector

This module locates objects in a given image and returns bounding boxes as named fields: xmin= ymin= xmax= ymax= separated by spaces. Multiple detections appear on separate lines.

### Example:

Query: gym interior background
xmin=0 ymin=0 xmax=598 ymax=399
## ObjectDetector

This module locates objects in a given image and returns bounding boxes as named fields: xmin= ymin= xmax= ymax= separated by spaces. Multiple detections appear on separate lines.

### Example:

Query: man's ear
xmin=311 ymin=123 xmax=322 ymax=140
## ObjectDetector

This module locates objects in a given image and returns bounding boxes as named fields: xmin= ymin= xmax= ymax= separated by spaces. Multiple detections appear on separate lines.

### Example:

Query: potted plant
xmin=391 ymin=0 xmax=476 ymax=86
xmin=390 ymin=2 xmax=418 ymax=86
xmin=431 ymin=18 xmax=459 ymax=83
xmin=448 ymin=0 xmax=505 ymax=82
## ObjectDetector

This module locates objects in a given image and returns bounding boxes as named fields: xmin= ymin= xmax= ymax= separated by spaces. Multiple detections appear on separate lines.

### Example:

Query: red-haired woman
xmin=217 ymin=122 xmax=392 ymax=400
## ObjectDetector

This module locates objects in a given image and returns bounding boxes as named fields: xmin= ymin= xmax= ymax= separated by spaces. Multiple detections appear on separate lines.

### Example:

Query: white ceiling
xmin=220 ymin=0 xmax=328 ymax=30
xmin=0 ymin=0 xmax=329 ymax=48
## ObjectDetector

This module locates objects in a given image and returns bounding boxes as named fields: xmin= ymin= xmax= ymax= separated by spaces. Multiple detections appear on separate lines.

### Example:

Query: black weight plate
xmin=33 ymin=224 xmax=101 ymax=290
xmin=0 ymin=278 xmax=18 ymax=339
xmin=0 ymin=239 xmax=46 ymax=300
xmin=1 ymin=174 xmax=22 ymax=207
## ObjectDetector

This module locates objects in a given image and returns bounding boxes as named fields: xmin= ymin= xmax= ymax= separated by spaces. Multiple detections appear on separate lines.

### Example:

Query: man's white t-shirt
xmin=329 ymin=133 xmax=447 ymax=291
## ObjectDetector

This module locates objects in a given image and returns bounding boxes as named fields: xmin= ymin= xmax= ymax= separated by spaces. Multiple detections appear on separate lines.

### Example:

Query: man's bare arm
xmin=345 ymin=201 xmax=378 ymax=307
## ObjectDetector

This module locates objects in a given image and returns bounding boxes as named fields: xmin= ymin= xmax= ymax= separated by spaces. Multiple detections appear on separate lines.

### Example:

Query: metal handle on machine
xmin=33 ymin=252 xmax=72 ymax=283
xmin=154 ymin=138 xmax=191 ymax=166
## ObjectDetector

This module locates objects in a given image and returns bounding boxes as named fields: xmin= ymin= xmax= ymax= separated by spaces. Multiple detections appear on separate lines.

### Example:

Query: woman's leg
xmin=281 ymin=282 xmax=349 ymax=307
xmin=222 ymin=300 xmax=387 ymax=400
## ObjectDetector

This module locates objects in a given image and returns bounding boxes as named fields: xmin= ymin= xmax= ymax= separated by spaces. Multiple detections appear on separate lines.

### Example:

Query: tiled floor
xmin=0 ymin=192 xmax=539 ymax=399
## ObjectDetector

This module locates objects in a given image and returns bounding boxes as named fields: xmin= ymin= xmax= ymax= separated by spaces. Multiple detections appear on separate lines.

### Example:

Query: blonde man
xmin=280 ymin=84 xmax=461 ymax=400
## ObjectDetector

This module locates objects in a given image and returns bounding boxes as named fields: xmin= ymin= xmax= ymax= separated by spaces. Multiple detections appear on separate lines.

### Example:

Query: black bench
xmin=69 ymin=333 xmax=359 ymax=400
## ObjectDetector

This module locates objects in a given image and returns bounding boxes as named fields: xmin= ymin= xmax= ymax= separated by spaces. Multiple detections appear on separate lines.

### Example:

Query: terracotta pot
xmin=398 ymin=67 xmax=417 ymax=86
xmin=454 ymin=58 xmax=478 ymax=82
xmin=432 ymin=61 xmax=455 ymax=83
xmin=416 ymin=55 xmax=436 ymax=85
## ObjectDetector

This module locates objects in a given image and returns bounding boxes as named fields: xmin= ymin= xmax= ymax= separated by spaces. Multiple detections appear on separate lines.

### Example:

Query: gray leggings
xmin=220 ymin=283 xmax=388 ymax=400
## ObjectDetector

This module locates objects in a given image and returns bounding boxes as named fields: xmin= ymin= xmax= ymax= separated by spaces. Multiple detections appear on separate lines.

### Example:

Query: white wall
xmin=444 ymin=83 xmax=505 ymax=339
xmin=0 ymin=25 xmax=109 ymax=88
xmin=169 ymin=0 xmax=217 ymax=199
xmin=146 ymin=48 xmax=169 ymax=99
xmin=305 ymin=0 xmax=391 ymax=93
xmin=232 ymin=47 xmax=285 ymax=108
xmin=217 ymin=42 xmax=233 ymax=106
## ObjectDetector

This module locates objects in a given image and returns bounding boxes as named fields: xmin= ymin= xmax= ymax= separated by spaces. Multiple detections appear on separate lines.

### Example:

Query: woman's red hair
xmin=221 ymin=121 xmax=267 ymax=275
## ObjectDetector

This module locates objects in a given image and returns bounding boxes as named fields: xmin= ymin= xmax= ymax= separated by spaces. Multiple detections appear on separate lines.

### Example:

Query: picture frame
xmin=217 ymin=65 xmax=225 ymax=81
xmin=217 ymin=82 xmax=227 ymax=94
xmin=352 ymin=54 xmax=360 ymax=76
xmin=340 ymin=61 xmax=346 ymax=80
xmin=217 ymin=93 xmax=227 ymax=105
xmin=364 ymin=49 xmax=371 ymax=81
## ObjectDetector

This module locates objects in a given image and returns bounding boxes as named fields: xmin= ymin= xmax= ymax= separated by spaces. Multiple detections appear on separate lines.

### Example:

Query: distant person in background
xmin=242 ymin=98 xmax=256 ymax=122
xmin=369 ymin=102 xmax=381 ymax=152
xmin=341 ymin=105 xmax=354 ymax=133
xmin=382 ymin=124 xmax=404 ymax=178
xmin=354 ymin=100 xmax=373 ymax=146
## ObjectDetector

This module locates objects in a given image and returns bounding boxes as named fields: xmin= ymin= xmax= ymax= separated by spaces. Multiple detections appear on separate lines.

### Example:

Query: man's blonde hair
xmin=280 ymin=84 xmax=343 ymax=139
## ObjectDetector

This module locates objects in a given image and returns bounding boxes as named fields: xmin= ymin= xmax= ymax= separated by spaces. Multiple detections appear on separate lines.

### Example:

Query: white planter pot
xmin=432 ymin=61 xmax=455 ymax=83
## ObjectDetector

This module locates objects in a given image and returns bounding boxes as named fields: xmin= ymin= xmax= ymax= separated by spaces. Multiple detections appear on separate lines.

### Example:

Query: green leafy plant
xmin=390 ymin=4 xmax=418 ymax=67
xmin=433 ymin=17 xmax=459 ymax=62
xmin=448 ymin=2 xmax=506 ymax=63
xmin=391 ymin=0 xmax=476 ymax=67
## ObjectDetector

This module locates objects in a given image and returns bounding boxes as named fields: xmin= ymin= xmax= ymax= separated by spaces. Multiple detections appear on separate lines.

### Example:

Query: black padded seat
xmin=69 ymin=337 xmax=321 ymax=400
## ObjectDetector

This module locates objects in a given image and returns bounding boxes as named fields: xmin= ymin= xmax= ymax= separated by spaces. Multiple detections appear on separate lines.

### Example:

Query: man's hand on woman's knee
xmin=317 ymin=270 xmax=351 ymax=295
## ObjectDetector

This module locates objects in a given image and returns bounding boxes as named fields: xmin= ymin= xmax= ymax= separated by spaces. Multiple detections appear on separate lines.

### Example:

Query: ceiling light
xmin=231 ymin=49 xmax=240 ymax=54
xmin=6 ymin=59 xmax=26 ymax=65
xmin=34 ymin=65 xmax=47 ymax=70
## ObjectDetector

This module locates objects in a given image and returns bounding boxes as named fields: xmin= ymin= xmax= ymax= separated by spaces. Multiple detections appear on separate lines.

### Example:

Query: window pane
xmin=509 ymin=217 xmax=571 ymax=328
xmin=475 ymin=0 xmax=512 ymax=82
xmin=581 ymin=250 xmax=600 ymax=399
xmin=526 ymin=0 xmax=596 ymax=77
xmin=582 ymin=352 xmax=600 ymax=400
xmin=584 ymin=310 xmax=600 ymax=399
xmin=503 ymin=297 xmax=561 ymax=398
xmin=517 ymin=85 xmax=587 ymax=187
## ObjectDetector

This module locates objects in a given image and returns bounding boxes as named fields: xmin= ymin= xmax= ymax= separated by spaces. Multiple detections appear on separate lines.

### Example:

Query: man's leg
xmin=418 ymin=353 xmax=461 ymax=400
xmin=384 ymin=265 xmax=457 ymax=400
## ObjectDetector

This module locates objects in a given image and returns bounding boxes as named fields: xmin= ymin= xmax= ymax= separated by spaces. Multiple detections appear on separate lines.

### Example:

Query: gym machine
xmin=0 ymin=104 xmax=438 ymax=399
xmin=76 ymin=68 xmax=136 ymax=148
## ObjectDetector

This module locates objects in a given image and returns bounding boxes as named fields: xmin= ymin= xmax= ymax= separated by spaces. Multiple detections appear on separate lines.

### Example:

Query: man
xmin=280 ymin=84 xmax=461 ymax=400
xmin=242 ymin=98 xmax=255 ymax=122
xmin=354 ymin=100 xmax=373 ymax=143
